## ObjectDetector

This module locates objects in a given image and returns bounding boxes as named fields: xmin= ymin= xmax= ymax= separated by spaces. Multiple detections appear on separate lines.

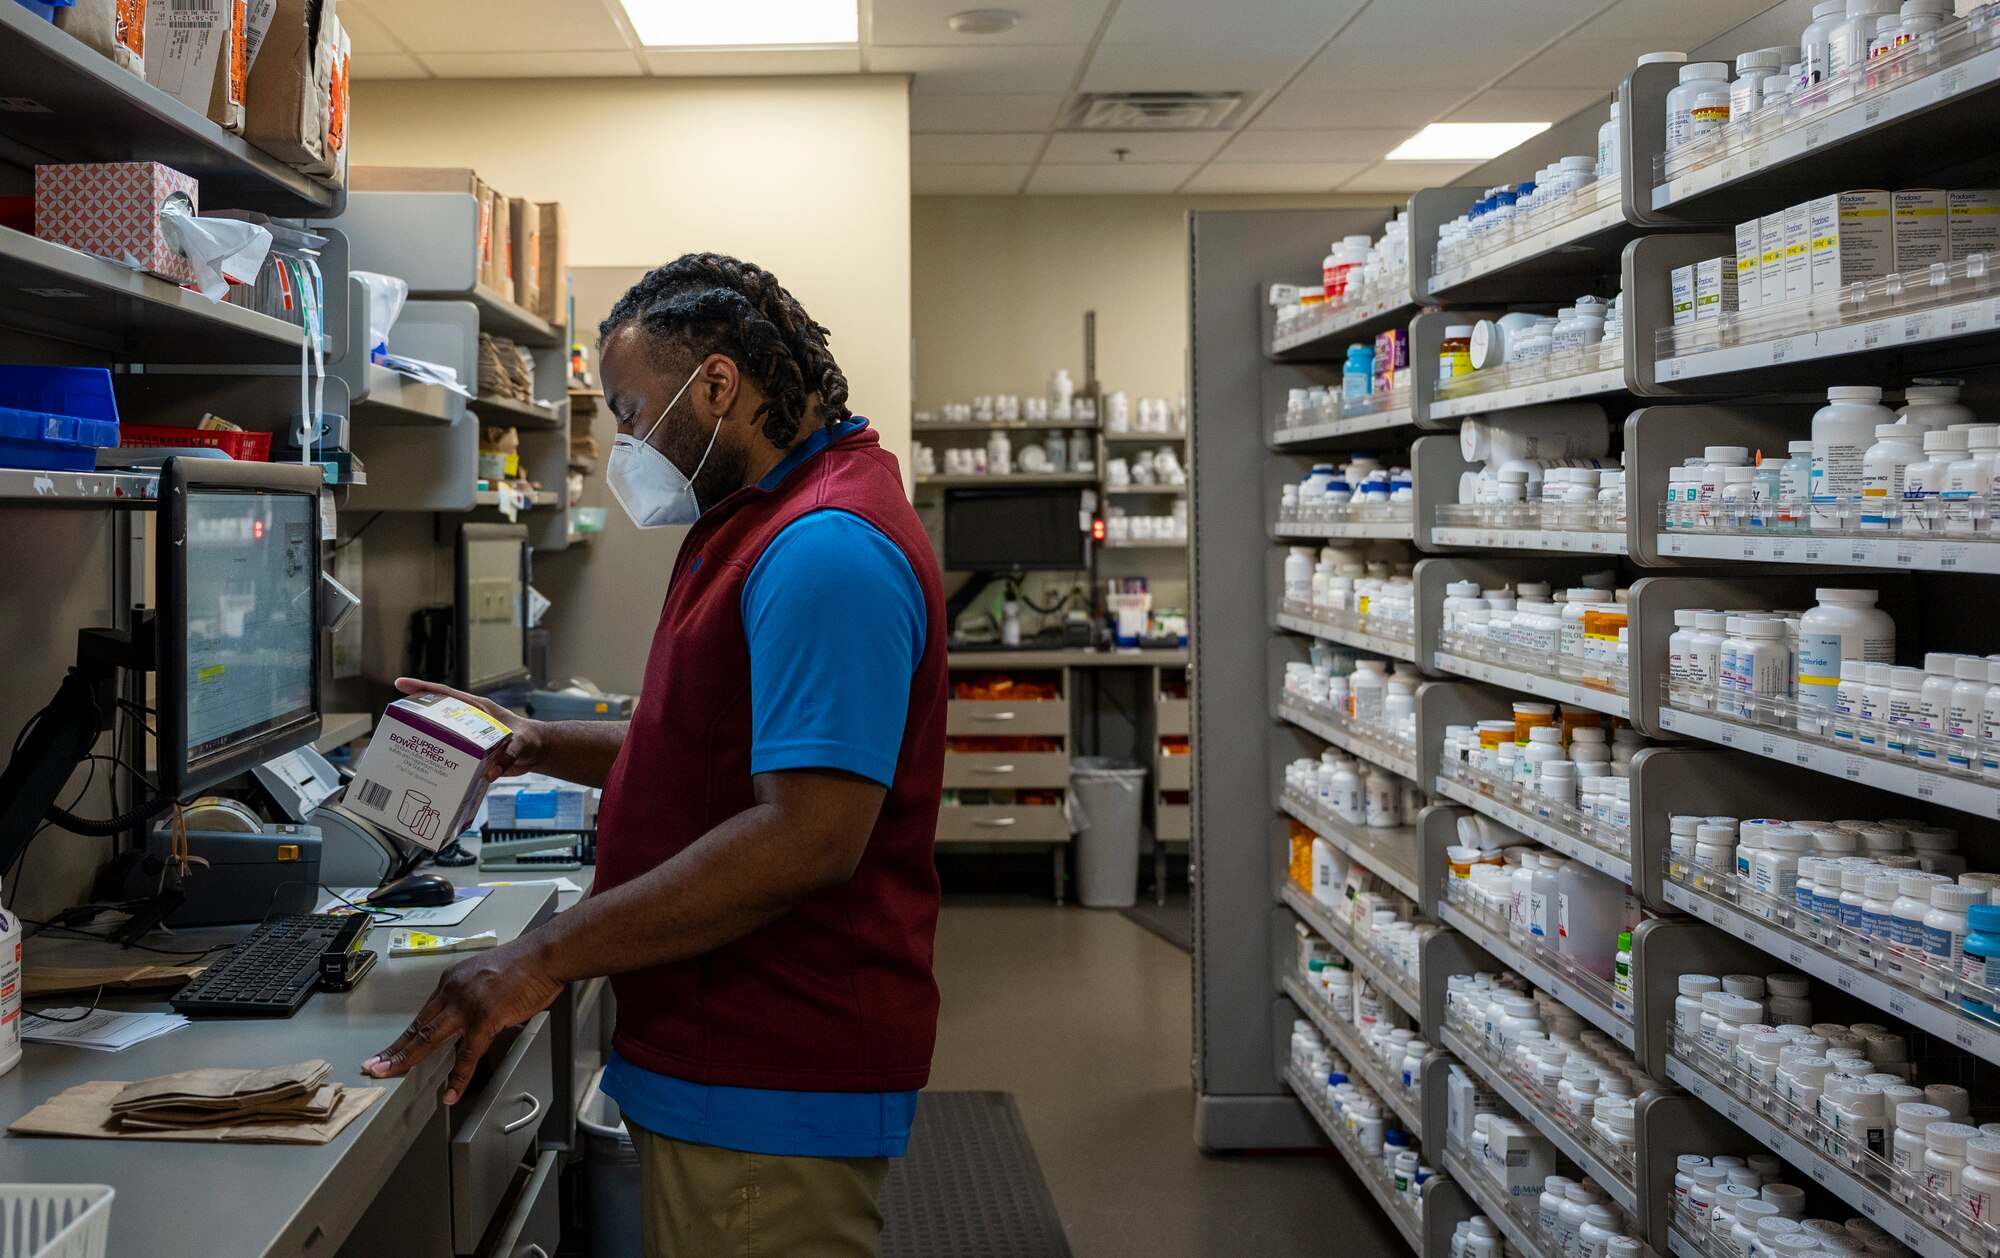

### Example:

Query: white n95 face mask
xmin=607 ymin=367 xmax=719 ymax=529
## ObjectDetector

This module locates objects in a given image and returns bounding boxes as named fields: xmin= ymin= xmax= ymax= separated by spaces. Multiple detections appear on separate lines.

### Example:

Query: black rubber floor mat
xmin=1118 ymin=892 xmax=1192 ymax=953
xmin=879 ymin=1091 xmax=1073 ymax=1257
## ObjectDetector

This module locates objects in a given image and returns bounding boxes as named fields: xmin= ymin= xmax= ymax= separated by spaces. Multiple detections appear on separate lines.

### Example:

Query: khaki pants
xmin=626 ymin=1121 xmax=891 ymax=1258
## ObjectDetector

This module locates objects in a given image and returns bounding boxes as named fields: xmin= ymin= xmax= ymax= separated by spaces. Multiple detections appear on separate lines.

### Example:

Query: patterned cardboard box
xmin=34 ymin=161 xmax=200 ymax=286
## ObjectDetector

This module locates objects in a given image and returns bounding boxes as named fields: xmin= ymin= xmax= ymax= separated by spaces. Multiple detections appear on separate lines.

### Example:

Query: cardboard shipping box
xmin=509 ymin=197 xmax=541 ymax=317
xmin=488 ymin=190 xmax=512 ymax=294
xmin=36 ymin=161 xmax=200 ymax=286
xmin=345 ymin=693 xmax=510 ymax=852
xmin=55 ymin=0 xmax=146 ymax=77
xmin=304 ymin=12 xmax=348 ymax=184
xmin=534 ymin=201 xmax=566 ymax=325
xmin=243 ymin=0 xmax=325 ymax=167
xmin=143 ymin=0 xmax=249 ymax=133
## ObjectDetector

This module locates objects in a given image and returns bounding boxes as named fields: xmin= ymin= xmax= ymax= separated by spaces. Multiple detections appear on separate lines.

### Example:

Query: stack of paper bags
xmin=9 ymin=1060 xmax=381 ymax=1145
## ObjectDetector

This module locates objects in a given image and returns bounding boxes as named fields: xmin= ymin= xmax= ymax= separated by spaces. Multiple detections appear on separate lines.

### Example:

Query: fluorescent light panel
xmin=619 ymin=0 xmax=858 ymax=47
xmin=1385 ymin=122 xmax=1550 ymax=161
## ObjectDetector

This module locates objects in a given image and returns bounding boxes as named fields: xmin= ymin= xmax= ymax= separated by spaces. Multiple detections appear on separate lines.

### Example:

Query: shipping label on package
xmin=34 ymin=161 xmax=200 ymax=285
xmin=346 ymin=694 xmax=511 ymax=851
xmin=144 ymin=0 xmax=230 ymax=114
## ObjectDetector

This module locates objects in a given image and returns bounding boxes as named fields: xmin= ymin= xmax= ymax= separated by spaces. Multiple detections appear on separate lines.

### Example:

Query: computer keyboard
xmin=170 ymin=913 xmax=370 ymax=1016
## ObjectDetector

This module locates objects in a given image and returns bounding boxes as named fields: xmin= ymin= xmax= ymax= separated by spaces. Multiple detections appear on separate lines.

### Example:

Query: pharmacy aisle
xmin=1190 ymin=9 xmax=2000 ymax=1257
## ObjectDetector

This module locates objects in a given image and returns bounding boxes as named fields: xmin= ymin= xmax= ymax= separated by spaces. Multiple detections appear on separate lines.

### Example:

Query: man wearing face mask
xmin=363 ymin=253 xmax=946 ymax=1257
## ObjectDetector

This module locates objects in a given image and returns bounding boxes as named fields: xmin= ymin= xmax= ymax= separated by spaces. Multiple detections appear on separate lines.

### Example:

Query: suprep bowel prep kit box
xmin=346 ymin=693 xmax=511 ymax=851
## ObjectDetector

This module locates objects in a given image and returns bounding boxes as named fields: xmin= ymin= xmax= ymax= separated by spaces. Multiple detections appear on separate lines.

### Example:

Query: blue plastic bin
xmin=11 ymin=0 xmax=74 ymax=20
xmin=0 ymin=365 xmax=121 ymax=472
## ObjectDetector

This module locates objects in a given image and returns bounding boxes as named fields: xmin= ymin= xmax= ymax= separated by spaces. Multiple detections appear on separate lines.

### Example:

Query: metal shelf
xmin=1283 ymin=1066 xmax=1424 ymax=1252
xmin=1433 ymin=652 xmax=1631 ymax=721
xmin=1269 ymin=294 xmax=1418 ymax=362
xmin=1103 ymin=430 xmax=1184 ymax=443
xmin=1282 ymin=883 xmax=1422 ymax=1021
xmin=1274 ymin=518 xmax=1416 ymax=541
xmin=1280 ymin=975 xmax=1423 ymax=1138
xmin=1275 ymin=699 xmax=1420 ymax=782
xmin=1428 ymin=196 xmax=1636 ymax=305
xmin=1277 ymin=791 xmax=1421 ymax=900
xmin=468 ymin=394 xmax=563 ymax=430
xmin=1650 ymin=37 xmax=2000 ymax=223
xmin=457 ymin=284 xmax=563 ymax=347
xmin=1439 ymin=1027 xmax=1638 ymax=1214
xmin=472 ymin=488 xmax=561 ymax=509
xmin=0 ymin=3 xmax=337 ymax=216
xmin=1438 ymin=901 xmax=1635 ymax=1050
xmin=0 ymin=467 xmax=158 ymax=505
xmin=353 ymin=365 xmax=457 ymax=426
xmin=1104 ymin=483 xmax=1186 ymax=495
xmin=1432 ymin=776 xmax=1631 ymax=886
xmin=1443 ymin=1150 xmax=1561 ymax=1258
xmin=1657 ymin=705 xmax=2000 ymax=820
xmin=0 ymin=227 xmax=311 ymax=361
xmin=915 ymin=472 xmax=1100 ymax=487
xmin=1664 ymin=1056 xmax=1974 ymax=1258
xmin=1100 ymin=538 xmax=1187 ymax=549
xmin=1653 ymin=289 xmax=2000 ymax=389
xmin=1659 ymin=879 xmax=2000 ymax=1064
xmin=1430 ymin=526 xmax=1627 ymax=556
xmin=1274 ymin=608 xmax=1417 ymax=663
xmin=912 ymin=420 xmax=1099 ymax=433
xmin=1429 ymin=365 xmax=1626 ymax=422
xmin=1271 ymin=407 xmax=1417 ymax=445
xmin=1658 ymin=530 xmax=2000 ymax=574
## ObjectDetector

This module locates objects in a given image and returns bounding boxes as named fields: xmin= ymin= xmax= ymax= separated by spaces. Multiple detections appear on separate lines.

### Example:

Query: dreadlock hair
xmin=599 ymin=253 xmax=852 ymax=450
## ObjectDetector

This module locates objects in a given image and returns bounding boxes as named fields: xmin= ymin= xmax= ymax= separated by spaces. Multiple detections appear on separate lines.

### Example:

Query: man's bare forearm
xmin=536 ymin=721 xmax=628 ymax=788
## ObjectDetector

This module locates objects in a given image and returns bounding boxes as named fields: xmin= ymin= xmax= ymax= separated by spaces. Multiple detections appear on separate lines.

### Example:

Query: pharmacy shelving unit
xmin=1274 ymin=605 xmax=1418 ymax=665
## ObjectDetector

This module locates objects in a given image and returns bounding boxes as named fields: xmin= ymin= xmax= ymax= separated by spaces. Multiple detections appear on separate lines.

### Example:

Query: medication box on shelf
xmin=346 ymin=693 xmax=511 ymax=852
xmin=1893 ymin=189 xmax=1949 ymax=272
xmin=1736 ymin=220 xmax=1761 ymax=311
xmin=1809 ymin=190 xmax=1891 ymax=293
xmin=1781 ymin=203 xmax=1811 ymax=304
xmin=34 ymin=161 xmax=199 ymax=286
xmin=1486 ymin=1120 xmax=1557 ymax=1194
xmin=1949 ymin=189 xmax=2000 ymax=262
xmin=1759 ymin=215 xmax=1786 ymax=307
xmin=1671 ymin=265 xmax=1696 ymax=326
xmin=1694 ymin=257 xmax=1737 ymax=321
xmin=1447 ymin=1063 xmax=1498 ymax=1144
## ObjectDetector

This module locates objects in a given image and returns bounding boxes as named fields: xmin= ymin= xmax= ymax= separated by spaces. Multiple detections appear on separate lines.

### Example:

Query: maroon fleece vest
xmin=592 ymin=425 xmax=946 ymax=1092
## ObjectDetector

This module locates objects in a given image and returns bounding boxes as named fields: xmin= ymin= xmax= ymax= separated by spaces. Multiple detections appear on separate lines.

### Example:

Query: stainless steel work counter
xmin=0 ymin=884 xmax=558 ymax=1258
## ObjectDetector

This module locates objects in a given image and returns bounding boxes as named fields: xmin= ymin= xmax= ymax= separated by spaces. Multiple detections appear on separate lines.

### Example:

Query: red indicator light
xmin=1092 ymin=518 xmax=1106 ymax=541
xmin=253 ymin=519 xmax=264 ymax=539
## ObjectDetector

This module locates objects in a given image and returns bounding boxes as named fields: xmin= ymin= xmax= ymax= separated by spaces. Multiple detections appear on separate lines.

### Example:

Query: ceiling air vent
xmin=1062 ymin=91 xmax=1248 ymax=132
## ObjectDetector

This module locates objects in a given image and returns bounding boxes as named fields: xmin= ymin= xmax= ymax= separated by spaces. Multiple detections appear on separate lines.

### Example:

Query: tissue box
xmin=346 ymin=693 xmax=511 ymax=851
xmin=35 ymin=161 xmax=199 ymax=285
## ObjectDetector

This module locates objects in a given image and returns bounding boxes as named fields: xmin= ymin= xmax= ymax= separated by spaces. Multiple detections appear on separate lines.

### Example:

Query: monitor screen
xmin=157 ymin=460 xmax=324 ymax=798
xmin=943 ymin=488 xmax=1087 ymax=571
xmin=457 ymin=525 xmax=529 ymax=693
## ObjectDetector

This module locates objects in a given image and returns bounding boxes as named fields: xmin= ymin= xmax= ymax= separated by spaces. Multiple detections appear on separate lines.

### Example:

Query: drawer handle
xmin=973 ymin=764 xmax=1017 ymax=774
xmin=975 ymin=817 xmax=1017 ymax=828
xmin=499 ymin=1092 xmax=544 ymax=1134
xmin=972 ymin=711 xmax=1018 ymax=722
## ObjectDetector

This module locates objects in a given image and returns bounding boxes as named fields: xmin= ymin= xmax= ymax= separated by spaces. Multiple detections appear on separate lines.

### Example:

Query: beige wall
xmin=911 ymin=194 xmax=1392 ymax=410
xmin=347 ymin=75 xmax=911 ymax=696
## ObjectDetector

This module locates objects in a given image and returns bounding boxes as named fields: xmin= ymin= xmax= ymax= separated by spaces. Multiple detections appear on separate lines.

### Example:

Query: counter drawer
xmin=477 ymin=1149 xmax=561 ymax=1258
xmin=947 ymin=699 xmax=1069 ymax=737
xmin=935 ymin=804 xmax=1070 ymax=845
xmin=1156 ymin=697 xmax=1190 ymax=737
xmin=1155 ymin=754 xmax=1190 ymax=793
xmin=451 ymin=1011 xmax=554 ymax=1253
xmin=1153 ymin=804 xmax=1190 ymax=842
xmin=943 ymin=751 xmax=1071 ymax=789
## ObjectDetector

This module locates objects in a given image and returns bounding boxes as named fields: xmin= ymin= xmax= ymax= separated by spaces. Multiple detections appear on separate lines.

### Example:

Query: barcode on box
xmin=357 ymin=780 xmax=391 ymax=810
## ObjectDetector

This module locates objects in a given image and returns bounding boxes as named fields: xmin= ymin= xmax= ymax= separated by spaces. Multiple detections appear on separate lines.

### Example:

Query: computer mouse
xmin=367 ymin=873 xmax=457 ymax=908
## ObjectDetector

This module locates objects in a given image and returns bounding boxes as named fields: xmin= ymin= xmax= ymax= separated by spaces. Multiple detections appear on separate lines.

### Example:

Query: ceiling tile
xmin=1338 ymin=160 xmax=1480 ymax=193
xmin=640 ymin=47 xmax=864 ymax=75
xmin=911 ymin=132 xmax=1047 ymax=164
xmin=418 ymin=50 xmax=648 ymax=78
xmin=1294 ymin=34 xmax=1551 ymax=92
xmin=1040 ymin=131 xmax=1229 ymax=164
xmin=1099 ymin=0 xmax=1367 ymax=47
xmin=1445 ymin=87 xmax=1610 ymax=125
xmin=1573 ymin=0 xmax=1780 ymax=46
xmin=1079 ymin=43 xmax=1309 ymax=93
xmin=911 ymin=92 xmax=1065 ymax=132
xmin=872 ymin=44 xmax=1087 ymax=94
xmin=869 ymin=0 xmax=1109 ymax=48
xmin=1250 ymin=87 xmax=1462 ymax=131
xmin=335 ymin=1 xmax=403 ymax=55
xmin=1024 ymin=163 xmax=1199 ymax=194
xmin=1182 ymin=162 xmax=1367 ymax=193
xmin=1214 ymin=128 xmax=1411 ymax=163
xmin=351 ymin=52 xmax=431 ymax=79
xmin=354 ymin=0 xmax=631 ymax=53
xmin=912 ymin=165 xmax=1031 ymax=194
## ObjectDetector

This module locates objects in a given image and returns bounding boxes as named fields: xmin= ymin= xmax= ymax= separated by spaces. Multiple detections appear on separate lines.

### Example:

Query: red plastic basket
xmin=119 ymin=424 xmax=272 ymax=461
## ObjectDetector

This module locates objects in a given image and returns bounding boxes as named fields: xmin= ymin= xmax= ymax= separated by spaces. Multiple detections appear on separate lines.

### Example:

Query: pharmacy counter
xmin=0 ymin=883 xmax=601 ymax=1258
xmin=947 ymin=646 xmax=1189 ymax=668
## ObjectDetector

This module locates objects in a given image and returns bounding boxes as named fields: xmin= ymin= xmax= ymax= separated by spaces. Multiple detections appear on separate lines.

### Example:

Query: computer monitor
xmin=943 ymin=488 xmax=1088 ymax=572
xmin=456 ymin=523 xmax=530 ymax=693
xmin=157 ymin=460 xmax=324 ymax=798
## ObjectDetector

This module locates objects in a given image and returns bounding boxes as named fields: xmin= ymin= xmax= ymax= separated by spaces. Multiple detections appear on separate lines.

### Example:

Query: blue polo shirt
xmin=602 ymin=417 xmax=925 ymax=1158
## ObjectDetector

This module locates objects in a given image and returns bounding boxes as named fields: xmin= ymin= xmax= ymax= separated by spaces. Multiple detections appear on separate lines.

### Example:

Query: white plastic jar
xmin=1676 ymin=974 xmax=1720 ymax=1042
xmin=1903 ymin=427 xmax=1968 ymax=535
xmin=1960 ymin=1137 xmax=2000 ymax=1232
xmin=1943 ymin=425 xmax=2000 ymax=535
xmin=1948 ymin=655 xmax=1990 ymax=771
xmin=1666 ymin=62 xmax=1732 ymax=149
xmin=1796 ymin=588 xmax=1897 ymax=734
xmin=1860 ymin=423 xmax=1922 ymax=530
xmin=1812 ymin=386 xmax=1895 ymax=532
xmin=1925 ymin=1122 xmax=1978 ymax=1214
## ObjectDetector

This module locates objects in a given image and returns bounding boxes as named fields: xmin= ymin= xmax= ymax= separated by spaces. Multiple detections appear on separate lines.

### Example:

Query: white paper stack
xmin=23 ymin=1009 xmax=192 ymax=1053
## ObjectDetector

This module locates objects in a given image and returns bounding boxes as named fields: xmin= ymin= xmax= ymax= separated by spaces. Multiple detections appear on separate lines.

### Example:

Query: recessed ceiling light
xmin=618 ymin=0 xmax=858 ymax=47
xmin=948 ymin=8 xmax=1019 ymax=34
xmin=1385 ymin=122 xmax=1551 ymax=161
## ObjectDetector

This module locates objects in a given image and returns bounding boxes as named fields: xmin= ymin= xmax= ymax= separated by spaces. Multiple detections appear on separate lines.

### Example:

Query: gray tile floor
xmin=928 ymin=901 xmax=1407 ymax=1258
